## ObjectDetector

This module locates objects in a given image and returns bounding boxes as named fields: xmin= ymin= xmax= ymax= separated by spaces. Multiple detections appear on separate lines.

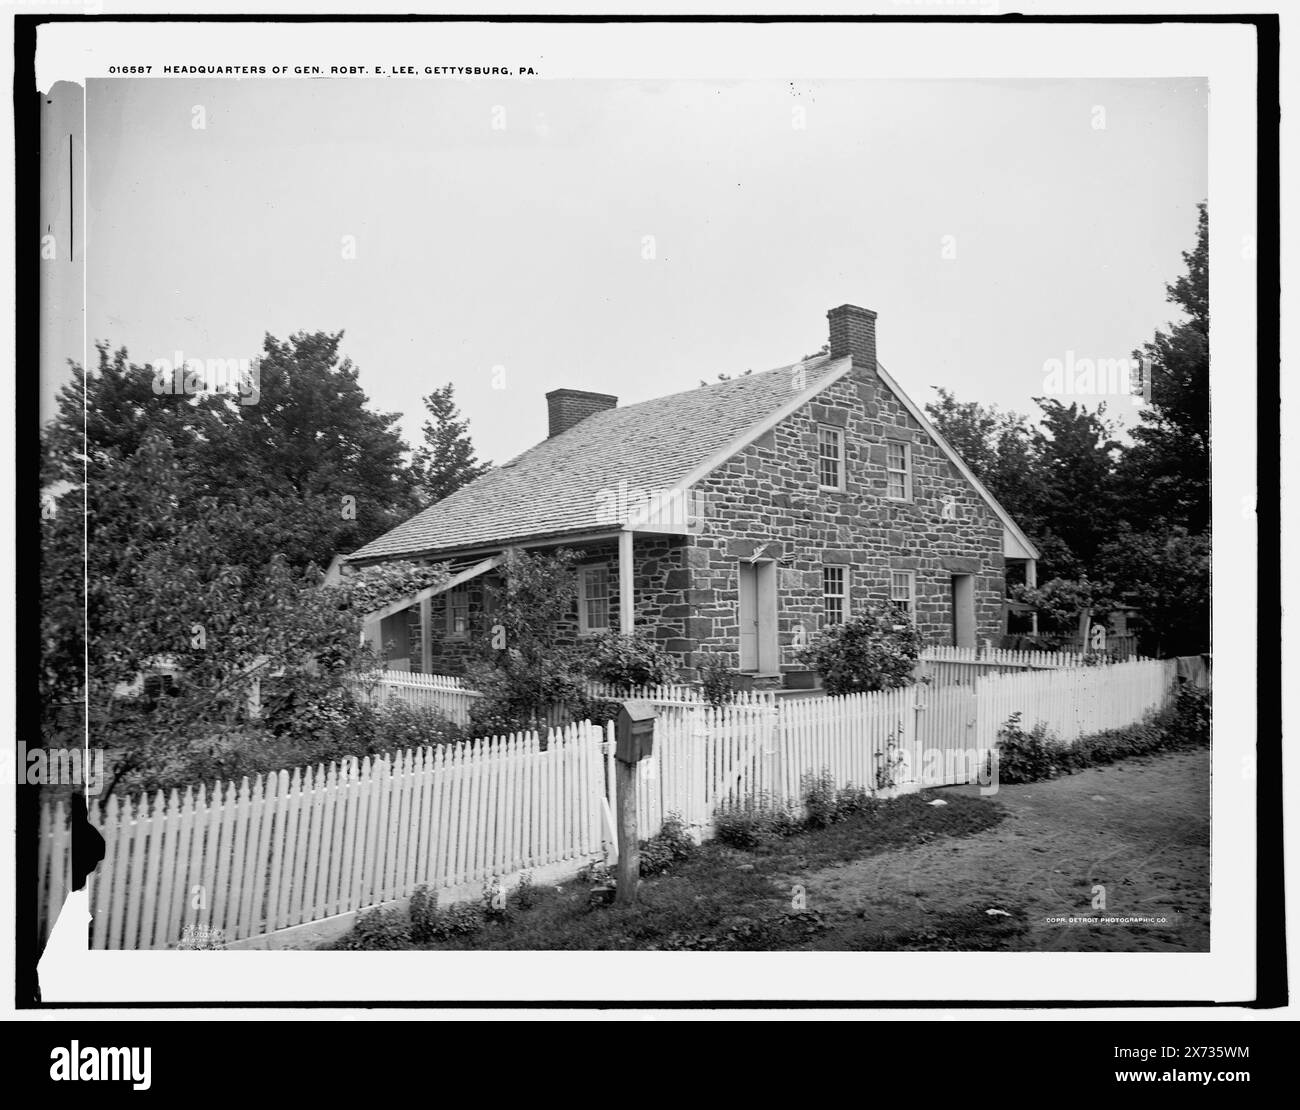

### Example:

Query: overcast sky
xmin=52 ymin=76 xmax=1206 ymax=463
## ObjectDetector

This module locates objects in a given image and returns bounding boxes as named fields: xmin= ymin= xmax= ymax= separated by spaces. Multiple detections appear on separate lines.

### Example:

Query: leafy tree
xmin=799 ymin=606 xmax=922 ymax=695
xmin=925 ymin=389 xmax=1120 ymax=580
xmin=197 ymin=331 xmax=422 ymax=569
xmin=1008 ymin=576 xmax=1118 ymax=645
xmin=44 ymin=332 xmax=425 ymax=574
xmin=924 ymin=388 xmax=1037 ymax=518
xmin=1027 ymin=399 xmax=1123 ymax=577
xmin=40 ymin=432 xmax=384 ymax=796
xmin=42 ymin=343 xmax=205 ymax=487
xmin=39 ymin=328 xmax=499 ymax=793
xmin=1117 ymin=203 xmax=1210 ymax=532
xmin=409 ymin=383 xmax=491 ymax=507
xmin=1098 ymin=524 xmax=1209 ymax=655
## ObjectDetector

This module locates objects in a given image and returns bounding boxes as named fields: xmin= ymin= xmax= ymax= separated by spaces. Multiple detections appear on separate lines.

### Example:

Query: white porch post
xmin=420 ymin=596 xmax=433 ymax=673
xmin=619 ymin=529 xmax=635 ymax=635
xmin=1025 ymin=558 xmax=1038 ymax=634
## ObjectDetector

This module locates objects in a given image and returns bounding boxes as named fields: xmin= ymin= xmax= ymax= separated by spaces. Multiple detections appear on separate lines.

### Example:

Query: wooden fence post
xmin=615 ymin=759 xmax=639 ymax=905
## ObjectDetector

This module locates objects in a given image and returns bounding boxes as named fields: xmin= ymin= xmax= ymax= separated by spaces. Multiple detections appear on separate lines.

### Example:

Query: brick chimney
xmin=545 ymin=388 xmax=618 ymax=438
xmin=827 ymin=304 xmax=878 ymax=369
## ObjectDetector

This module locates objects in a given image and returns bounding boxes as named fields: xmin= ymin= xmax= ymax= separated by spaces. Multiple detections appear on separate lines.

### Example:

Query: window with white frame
xmin=823 ymin=565 xmax=847 ymax=625
xmin=886 ymin=441 xmax=912 ymax=500
xmin=889 ymin=570 xmax=915 ymax=615
xmin=445 ymin=587 xmax=469 ymax=640
xmin=818 ymin=425 xmax=845 ymax=490
xmin=578 ymin=564 xmax=612 ymax=634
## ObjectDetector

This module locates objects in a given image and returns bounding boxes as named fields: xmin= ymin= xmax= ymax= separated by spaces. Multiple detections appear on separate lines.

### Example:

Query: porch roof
xmin=363 ymin=555 xmax=504 ymax=623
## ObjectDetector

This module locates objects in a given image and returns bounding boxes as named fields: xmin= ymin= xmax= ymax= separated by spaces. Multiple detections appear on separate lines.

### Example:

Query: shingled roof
xmin=348 ymin=355 xmax=848 ymax=563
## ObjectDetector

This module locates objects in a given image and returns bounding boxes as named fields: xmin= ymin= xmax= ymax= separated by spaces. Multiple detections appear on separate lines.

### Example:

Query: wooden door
xmin=952 ymin=574 xmax=976 ymax=649
xmin=738 ymin=563 xmax=758 ymax=671
xmin=739 ymin=560 xmax=779 ymax=673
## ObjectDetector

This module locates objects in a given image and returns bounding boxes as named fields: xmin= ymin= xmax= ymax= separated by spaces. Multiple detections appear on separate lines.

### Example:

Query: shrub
xmin=639 ymin=812 xmax=696 ymax=876
xmin=577 ymin=860 xmax=617 ymax=887
xmin=995 ymin=712 xmax=1066 ymax=785
xmin=995 ymin=688 xmax=1212 ymax=785
xmin=465 ymin=693 xmax=536 ymax=741
xmin=802 ymin=771 xmax=872 ymax=828
xmin=336 ymin=905 xmax=412 ymax=950
xmin=425 ymin=901 xmax=485 ymax=940
xmin=874 ymin=738 xmax=909 ymax=791
xmin=697 ymin=652 xmax=738 ymax=707
xmin=713 ymin=794 xmax=797 ymax=849
xmin=366 ymin=699 xmax=466 ymax=752
xmin=1171 ymin=684 xmax=1210 ymax=745
xmin=409 ymin=885 xmax=440 ymax=943
xmin=801 ymin=771 xmax=839 ymax=830
xmin=513 ymin=871 xmax=541 ymax=911
xmin=176 ymin=923 xmax=227 ymax=950
xmin=835 ymin=783 xmax=873 ymax=818
xmin=262 ymin=673 xmax=365 ymax=747
xmin=581 ymin=631 xmax=679 ymax=690
xmin=570 ymin=694 xmax=622 ymax=729
xmin=799 ymin=606 xmax=922 ymax=695
xmin=1066 ymin=719 xmax=1165 ymax=769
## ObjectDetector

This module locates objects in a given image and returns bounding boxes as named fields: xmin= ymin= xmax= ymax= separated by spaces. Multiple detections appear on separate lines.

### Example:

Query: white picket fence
xmin=919 ymin=644 xmax=1150 ymax=687
xmin=629 ymin=688 xmax=927 ymax=838
xmin=40 ymin=659 xmax=1177 ymax=949
xmin=54 ymin=723 xmax=609 ymax=951
xmin=973 ymin=658 xmax=1178 ymax=751
xmin=584 ymin=681 xmax=778 ymax=707
xmin=349 ymin=669 xmax=483 ymax=724
xmin=37 ymin=800 xmax=75 ymax=949
xmin=923 ymin=645 xmax=1096 ymax=668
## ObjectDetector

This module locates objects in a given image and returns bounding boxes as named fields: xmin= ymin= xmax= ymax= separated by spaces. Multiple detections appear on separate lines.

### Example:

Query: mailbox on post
xmin=615 ymin=700 xmax=657 ymax=764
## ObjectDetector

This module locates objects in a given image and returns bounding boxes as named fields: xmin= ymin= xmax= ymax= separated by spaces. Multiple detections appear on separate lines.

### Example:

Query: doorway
xmin=951 ymin=574 xmax=976 ymax=649
xmin=738 ymin=560 xmax=779 ymax=673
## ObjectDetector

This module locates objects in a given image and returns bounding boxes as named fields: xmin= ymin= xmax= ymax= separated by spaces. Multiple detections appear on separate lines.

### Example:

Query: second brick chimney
xmin=827 ymin=304 xmax=878 ymax=370
xmin=545 ymin=388 xmax=618 ymax=438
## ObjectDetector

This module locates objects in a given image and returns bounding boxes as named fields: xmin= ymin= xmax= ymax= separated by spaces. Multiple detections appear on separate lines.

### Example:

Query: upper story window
xmin=889 ymin=570 xmax=915 ymax=616
xmin=445 ymin=587 xmax=469 ymax=641
xmin=886 ymin=441 xmax=913 ymax=501
xmin=818 ymin=425 xmax=845 ymax=491
xmin=578 ymin=564 xmax=612 ymax=634
xmin=822 ymin=565 xmax=847 ymax=625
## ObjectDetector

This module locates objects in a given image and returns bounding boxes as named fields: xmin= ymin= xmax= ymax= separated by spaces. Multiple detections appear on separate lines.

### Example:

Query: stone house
xmin=346 ymin=304 xmax=1040 ymax=685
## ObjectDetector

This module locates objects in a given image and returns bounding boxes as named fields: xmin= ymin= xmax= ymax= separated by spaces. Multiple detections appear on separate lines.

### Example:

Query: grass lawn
xmin=352 ymin=790 xmax=1011 ymax=952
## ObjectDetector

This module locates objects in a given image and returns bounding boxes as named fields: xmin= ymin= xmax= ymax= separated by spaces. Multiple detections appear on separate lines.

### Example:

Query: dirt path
xmin=789 ymin=747 xmax=1210 ymax=951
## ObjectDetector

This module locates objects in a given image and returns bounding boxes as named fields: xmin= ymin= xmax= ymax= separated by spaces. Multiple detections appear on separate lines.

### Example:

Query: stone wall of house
xmin=683 ymin=361 xmax=1006 ymax=674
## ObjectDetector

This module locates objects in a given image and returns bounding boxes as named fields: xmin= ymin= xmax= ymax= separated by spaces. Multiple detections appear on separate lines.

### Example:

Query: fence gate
xmin=913 ymin=682 xmax=984 ymax=787
xmin=632 ymin=704 xmax=776 ymax=839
